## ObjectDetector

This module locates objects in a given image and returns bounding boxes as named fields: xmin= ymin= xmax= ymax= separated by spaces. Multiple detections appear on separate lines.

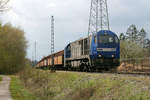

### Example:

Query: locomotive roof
xmin=68 ymin=30 xmax=116 ymax=45
xmin=69 ymin=35 xmax=92 ymax=44
xmin=97 ymin=30 xmax=116 ymax=35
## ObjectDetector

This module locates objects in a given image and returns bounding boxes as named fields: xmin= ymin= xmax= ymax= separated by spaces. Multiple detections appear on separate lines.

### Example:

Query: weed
xmin=10 ymin=76 xmax=41 ymax=100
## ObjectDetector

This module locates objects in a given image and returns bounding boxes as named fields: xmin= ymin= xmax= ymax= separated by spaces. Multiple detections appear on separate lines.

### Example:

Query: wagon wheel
xmin=83 ymin=66 xmax=87 ymax=72
xmin=80 ymin=63 xmax=84 ymax=72
xmin=86 ymin=65 xmax=90 ymax=72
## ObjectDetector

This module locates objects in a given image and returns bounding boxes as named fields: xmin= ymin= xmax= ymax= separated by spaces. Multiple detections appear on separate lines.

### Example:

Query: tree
xmin=145 ymin=39 xmax=150 ymax=48
xmin=0 ymin=23 xmax=27 ymax=74
xmin=126 ymin=25 xmax=138 ymax=42
xmin=139 ymin=28 xmax=146 ymax=39
xmin=0 ymin=0 xmax=9 ymax=12
xmin=120 ymin=41 xmax=144 ymax=59
xmin=119 ymin=33 xmax=125 ymax=40
xmin=143 ymin=39 xmax=150 ymax=56
xmin=120 ymin=25 xmax=149 ymax=59
xmin=138 ymin=28 xmax=147 ymax=48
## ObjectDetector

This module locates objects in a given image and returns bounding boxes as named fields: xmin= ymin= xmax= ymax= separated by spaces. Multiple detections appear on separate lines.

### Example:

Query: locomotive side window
xmin=67 ymin=45 xmax=71 ymax=51
xmin=115 ymin=36 xmax=119 ymax=43
xmin=94 ymin=36 xmax=96 ymax=43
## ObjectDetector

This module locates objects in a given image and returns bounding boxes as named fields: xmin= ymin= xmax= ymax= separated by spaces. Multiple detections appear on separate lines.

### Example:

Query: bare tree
xmin=0 ymin=0 xmax=9 ymax=12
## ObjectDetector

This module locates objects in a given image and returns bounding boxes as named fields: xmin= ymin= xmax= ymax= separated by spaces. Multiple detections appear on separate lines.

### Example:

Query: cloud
xmin=1 ymin=0 xmax=150 ymax=60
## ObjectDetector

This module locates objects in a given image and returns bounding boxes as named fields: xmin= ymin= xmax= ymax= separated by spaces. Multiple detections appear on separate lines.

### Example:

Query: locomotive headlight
xmin=99 ymin=55 xmax=102 ymax=57
xmin=112 ymin=55 xmax=115 ymax=58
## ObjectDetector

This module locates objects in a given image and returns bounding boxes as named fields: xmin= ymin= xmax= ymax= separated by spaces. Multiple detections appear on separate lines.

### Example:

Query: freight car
xmin=37 ymin=30 xmax=120 ymax=71
xmin=36 ymin=50 xmax=64 ymax=70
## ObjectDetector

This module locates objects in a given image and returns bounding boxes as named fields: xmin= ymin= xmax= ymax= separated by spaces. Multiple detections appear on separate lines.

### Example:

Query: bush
xmin=120 ymin=40 xmax=144 ymax=59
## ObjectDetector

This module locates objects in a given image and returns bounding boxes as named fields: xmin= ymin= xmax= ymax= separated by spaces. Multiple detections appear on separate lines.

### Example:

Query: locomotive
xmin=37 ymin=30 xmax=120 ymax=71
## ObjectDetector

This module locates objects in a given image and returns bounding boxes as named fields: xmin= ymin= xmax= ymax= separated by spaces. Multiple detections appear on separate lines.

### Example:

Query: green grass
xmin=10 ymin=76 xmax=40 ymax=100
xmin=20 ymin=68 xmax=150 ymax=100
xmin=0 ymin=76 xmax=2 ymax=81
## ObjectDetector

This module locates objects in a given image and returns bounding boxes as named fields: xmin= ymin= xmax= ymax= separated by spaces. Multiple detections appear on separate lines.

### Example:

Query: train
xmin=36 ymin=30 xmax=120 ymax=71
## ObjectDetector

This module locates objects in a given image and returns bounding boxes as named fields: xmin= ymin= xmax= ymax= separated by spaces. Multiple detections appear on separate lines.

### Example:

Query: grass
xmin=10 ymin=76 xmax=41 ymax=100
xmin=0 ymin=76 xmax=2 ymax=81
xmin=20 ymin=68 xmax=150 ymax=100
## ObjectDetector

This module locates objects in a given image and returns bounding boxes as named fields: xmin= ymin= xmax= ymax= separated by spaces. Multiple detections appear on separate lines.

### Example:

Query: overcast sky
xmin=1 ymin=0 xmax=150 ymax=61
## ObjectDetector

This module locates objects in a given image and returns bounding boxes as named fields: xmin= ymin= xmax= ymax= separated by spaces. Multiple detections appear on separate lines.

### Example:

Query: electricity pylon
xmin=88 ymin=0 xmax=110 ymax=36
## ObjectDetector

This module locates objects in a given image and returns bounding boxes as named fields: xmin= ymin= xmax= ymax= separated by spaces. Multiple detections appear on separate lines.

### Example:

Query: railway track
xmin=41 ymin=65 xmax=150 ymax=77
xmin=114 ymin=72 xmax=150 ymax=76
xmin=56 ymin=69 xmax=150 ymax=77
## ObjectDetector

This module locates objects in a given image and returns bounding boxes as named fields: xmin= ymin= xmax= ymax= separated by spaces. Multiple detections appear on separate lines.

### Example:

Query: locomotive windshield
xmin=99 ymin=35 xmax=119 ymax=44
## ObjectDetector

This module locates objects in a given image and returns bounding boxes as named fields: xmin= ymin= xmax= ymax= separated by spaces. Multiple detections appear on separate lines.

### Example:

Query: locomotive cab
xmin=90 ymin=30 xmax=120 ymax=67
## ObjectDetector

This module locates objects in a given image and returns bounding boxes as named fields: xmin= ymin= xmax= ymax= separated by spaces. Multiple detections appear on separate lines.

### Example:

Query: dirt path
xmin=0 ymin=76 xmax=12 ymax=100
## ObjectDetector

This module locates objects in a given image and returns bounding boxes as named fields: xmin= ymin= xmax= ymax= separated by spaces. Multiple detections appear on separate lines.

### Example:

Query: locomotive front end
xmin=91 ymin=30 xmax=120 ymax=68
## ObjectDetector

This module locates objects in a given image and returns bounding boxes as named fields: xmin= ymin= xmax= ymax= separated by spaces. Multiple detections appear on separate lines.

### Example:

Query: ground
xmin=0 ymin=75 xmax=40 ymax=100
xmin=1 ymin=70 xmax=150 ymax=100
xmin=10 ymin=76 xmax=40 ymax=100
xmin=0 ymin=76 xmax=12 ymax=100
xmin=20 ymin=69 xmax=150 ymax=100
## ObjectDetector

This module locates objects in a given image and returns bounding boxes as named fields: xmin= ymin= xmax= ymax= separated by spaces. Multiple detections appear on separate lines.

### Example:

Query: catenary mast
xmin=51 ymin=16 xmax=55 ymax=68
xmin=88 ymin=0 xmax=110 ymax=36
xmin=51 ymin=16 xmax=54 ymax=54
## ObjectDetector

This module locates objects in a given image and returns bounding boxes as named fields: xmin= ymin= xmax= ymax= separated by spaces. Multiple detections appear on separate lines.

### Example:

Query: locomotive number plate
xmin=97 ymin=48 xmax=116 ymax=52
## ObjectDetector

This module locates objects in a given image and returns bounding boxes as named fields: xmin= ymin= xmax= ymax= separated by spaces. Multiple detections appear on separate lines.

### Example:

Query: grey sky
xmin=1 ymin=0 xmax=150 ymax=61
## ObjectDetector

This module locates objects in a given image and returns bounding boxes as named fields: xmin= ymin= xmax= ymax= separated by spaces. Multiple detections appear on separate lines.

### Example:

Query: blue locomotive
xmin=64 ymin=30 xmax=120 ymax=70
